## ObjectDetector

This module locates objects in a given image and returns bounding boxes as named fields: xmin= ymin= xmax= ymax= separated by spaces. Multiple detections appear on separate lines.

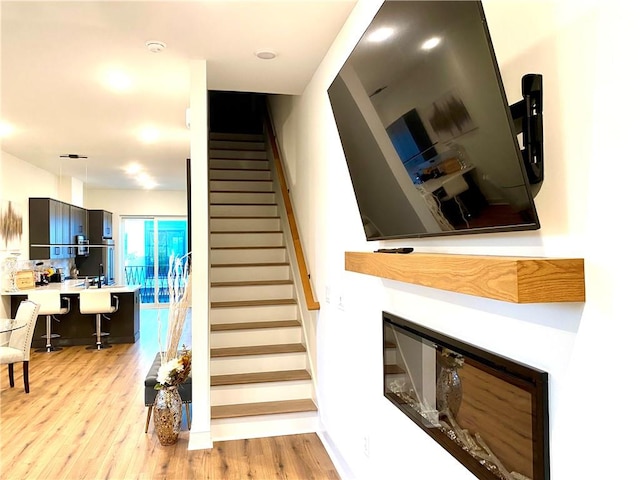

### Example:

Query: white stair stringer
xmin=208 ymin=131 xmax=317 ymax=441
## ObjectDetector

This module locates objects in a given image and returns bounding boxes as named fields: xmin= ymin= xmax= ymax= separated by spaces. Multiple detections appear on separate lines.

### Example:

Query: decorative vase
xmin=436 ymin=357 xmax=463 ymax=418
xmin=153 ymin=386 xmax=182 ymax=445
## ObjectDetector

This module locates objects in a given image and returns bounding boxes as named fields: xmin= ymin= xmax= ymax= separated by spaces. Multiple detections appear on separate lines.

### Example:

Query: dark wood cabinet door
xmin=104 ymin=211 xmax=113 ymax=238
xmin=29 ymin=198 xmax=88 ymax=259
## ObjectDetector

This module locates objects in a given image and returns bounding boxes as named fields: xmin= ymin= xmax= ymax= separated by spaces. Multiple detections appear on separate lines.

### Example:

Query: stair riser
xmin=211 ymin=413 xmax=318 ymax=442
xmin=210 ymin=180 xmax=273 ymax=192
xmin=210 ymin=204 xmax=278 ymax=217
xmin=211 ymin=327 xmax=301 ymax=347
xmin=210 ymin=232 xmax=283 ymax=248
xmin=210 ymin=192 xmax=275 ymax=204
xmin=210 ymin=284 xmax=294 ymax=302
xmin=212 ymin=264 xmax=290 ymax=282
xmin=210 ymin=304 xmax=298 ymax=324
xmin=210 ymin=150 xmax=267 ymax=160
xmin=210 ymin=352 xmax=307 ymax=375
xmin=210 ymin=217 xmax=281 ymax=232
xmin=210 ymin=247 xmax=286 ymax=264
xmin=210 ymin=380 xmax=313 ymax=405
xmin=209 ymin=140 xmax=265 ymax=151
xmin=209 ymin=159 xmax=268 ymax=170
xmin=211 ymin=132 xmax=263 ymax=142
xmin=210 ymin=169 xmax=271 ymax=181
xmin=385 ymin=350 xmax=398 ymax=364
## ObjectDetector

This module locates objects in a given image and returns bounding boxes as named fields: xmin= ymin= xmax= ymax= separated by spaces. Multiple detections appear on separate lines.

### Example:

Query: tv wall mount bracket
xmin=510 ymin=73 xmax=543 ymax=197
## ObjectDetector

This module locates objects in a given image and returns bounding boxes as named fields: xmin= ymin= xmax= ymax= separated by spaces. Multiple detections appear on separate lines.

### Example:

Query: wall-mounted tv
xmin=328 ymin=0 xmax=542 ymax=241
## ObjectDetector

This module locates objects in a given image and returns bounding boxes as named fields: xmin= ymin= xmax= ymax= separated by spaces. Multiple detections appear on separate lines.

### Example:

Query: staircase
xmin=209 ymin=131 xmax=318 ymax=441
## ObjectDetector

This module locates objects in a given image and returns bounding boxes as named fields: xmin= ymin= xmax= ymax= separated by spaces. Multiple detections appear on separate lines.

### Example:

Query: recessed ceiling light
xmin=146 ymin=41 xmax=166 ymax=53
xmin=105 ymin=69 xmax=133 ymax=92
xmin=136 ymin=172 xmax=157 ymax=189
xmin=421 ymin=37 xmax=441 ymax=50
xmin=139 ymin=126 xmax=160 ymax=143
xmin=255 ymin=50 xmax=277 ymax=60
xmin=368 ymin=27 xmax=395 ymax=43
xmin=125 ymin=163 xmax=142 ymax=175
xmin=0 ymin=122 xmax=15 ymax=138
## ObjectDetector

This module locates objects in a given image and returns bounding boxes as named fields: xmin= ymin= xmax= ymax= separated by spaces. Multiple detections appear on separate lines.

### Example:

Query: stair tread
xmin=210 ymin=230 xmax=283 ymax=234
xmin=210 ymin=343 xmax=306 ymax=357
xmin=209 ymin=145 xmax=265 ymax=151
xmin=209 ymin=155 xmax=267 ymax=160
xmin=210 ymin=148 xmax=266 ymax=152
xmin=210 ymin=203 xmax=277 ymax=207
xmin=211 ymin=298 xmax=296 ymax=308
xmin=385 ymin=364 xmax=405 ymax=374
xmin=210 ymin=167 xmax=270 ymax=172
xmin=211 ymin=320 xmax=301 ymax=332
xmin=211 ymin=262 xmax=289 ymax=267
xmin=211 ymin=190 xmax=275 ymax=194
xmin=211 ymin=399 xmax=317 ymax=419
xmin=210 ymin=216 xmax=279 ymax=219
xmin=211 ymin=279 xmax=293 ymax=287
xmin=210 ymin=369 xmax=311 ymax=386
xmin=211 ymin=179 xmax=271 ymax=182
xmin=210 ymin=246 xmax=284 ymax=250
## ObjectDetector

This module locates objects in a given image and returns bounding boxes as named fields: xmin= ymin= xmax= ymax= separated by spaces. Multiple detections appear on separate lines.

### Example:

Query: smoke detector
xmin=255 ymin=50 xmax=277 ymax=60
xmin=146 ymin=41 xmax=166 ymax=53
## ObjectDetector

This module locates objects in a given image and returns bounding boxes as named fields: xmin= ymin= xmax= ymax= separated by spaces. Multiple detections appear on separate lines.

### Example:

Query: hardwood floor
xmin=0 ymin=309 xmax=340 ymax=480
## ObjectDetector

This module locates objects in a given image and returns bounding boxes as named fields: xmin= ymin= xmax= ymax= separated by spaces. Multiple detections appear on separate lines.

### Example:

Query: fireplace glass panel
xmin=383 ymin=312 xmax=549 ymax=480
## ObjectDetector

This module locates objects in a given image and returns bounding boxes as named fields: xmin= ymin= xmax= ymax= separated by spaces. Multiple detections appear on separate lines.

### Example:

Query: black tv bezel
xmin=329 ymin=0 xmax=542 ymax=242
xmin=383 ymin=311 xmax=550 ymax=480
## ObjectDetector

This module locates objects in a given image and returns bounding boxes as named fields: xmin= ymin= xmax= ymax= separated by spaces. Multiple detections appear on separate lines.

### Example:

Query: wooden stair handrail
xmin=264 ymin=115 xmax=320 ymax=311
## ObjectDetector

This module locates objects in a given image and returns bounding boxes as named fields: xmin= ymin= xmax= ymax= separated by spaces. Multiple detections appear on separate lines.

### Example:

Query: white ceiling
xmin=0 ymin=0 xmax=357 ymax=191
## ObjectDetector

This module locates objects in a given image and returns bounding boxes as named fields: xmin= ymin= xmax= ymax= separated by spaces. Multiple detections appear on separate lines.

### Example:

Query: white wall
xmin=185 ymin=59 xmax=211 ymax=450
xmin=1 ymin=150 xmax=60 ymax=317
xmin=1 ymin=150 xmax=60 ymax=255
xmin=271 ymin=1 xmax=640 ymax=478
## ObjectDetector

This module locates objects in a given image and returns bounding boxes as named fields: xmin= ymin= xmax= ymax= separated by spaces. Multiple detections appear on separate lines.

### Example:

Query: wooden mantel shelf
xmin=345 ymin=252 xmax=585 ymax=304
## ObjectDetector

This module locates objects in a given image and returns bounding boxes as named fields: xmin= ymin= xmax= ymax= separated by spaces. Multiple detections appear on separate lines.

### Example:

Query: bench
xmin=144 ymin=352 xmax=192 ymax=433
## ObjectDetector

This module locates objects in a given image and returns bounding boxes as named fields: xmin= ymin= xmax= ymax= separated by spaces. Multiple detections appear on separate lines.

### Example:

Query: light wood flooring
xmin=0 ymin=309 xmax=340 ymax=480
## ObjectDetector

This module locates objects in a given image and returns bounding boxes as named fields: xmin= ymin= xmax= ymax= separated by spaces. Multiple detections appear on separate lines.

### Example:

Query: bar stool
xmin=79 ymin=289 xmax=118 ymax=350
xmin=27 ymin=291 xmax=71 ymax=353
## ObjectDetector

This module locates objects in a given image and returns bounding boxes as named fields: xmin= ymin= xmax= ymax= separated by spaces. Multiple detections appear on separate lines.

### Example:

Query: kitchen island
xmin=4 ymin=283 xmax=140 ymax=347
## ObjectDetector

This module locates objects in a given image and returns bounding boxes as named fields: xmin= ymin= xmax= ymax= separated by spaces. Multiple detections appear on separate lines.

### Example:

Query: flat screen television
xmin=328 ymin=0 xmax=543 ymax=241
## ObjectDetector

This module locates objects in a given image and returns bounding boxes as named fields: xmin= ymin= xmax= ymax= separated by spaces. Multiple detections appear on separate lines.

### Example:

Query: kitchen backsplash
xmin=1 ymin=253 xmax=76 ymax=291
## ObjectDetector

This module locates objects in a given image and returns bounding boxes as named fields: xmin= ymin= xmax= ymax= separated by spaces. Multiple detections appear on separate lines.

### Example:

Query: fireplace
xmin=383 ymin=312 xmax=549 ymax=480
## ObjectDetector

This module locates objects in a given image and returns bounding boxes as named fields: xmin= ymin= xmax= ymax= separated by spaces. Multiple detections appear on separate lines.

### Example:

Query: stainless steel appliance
xmin=102 ymin=238 xmax=115 ymax=285
xmin=76 ymin=235 xmax=89 ymax=256
xmin=76 ymin=238 xmax=115 ymax=286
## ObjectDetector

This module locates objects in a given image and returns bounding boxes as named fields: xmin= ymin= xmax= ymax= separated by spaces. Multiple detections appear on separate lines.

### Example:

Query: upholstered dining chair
xmin=0 ymin=300 xmax=41 ymax=393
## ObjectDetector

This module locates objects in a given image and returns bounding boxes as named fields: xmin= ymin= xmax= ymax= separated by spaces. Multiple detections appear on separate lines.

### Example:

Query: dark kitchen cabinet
xmin=70 ymin=205 xmax=87 ymax=237
xmin=69 ymin=205 xmax=87 ymax=256
xmin=58 ymin=202 xmax=71 ymax=257
xmin=88 ymin=209 xmax=113 ymax=240
xmin=29 ymin=198 xmax=64 ymax=259
xmin=29 ymin=198 xmax=87 ymax=260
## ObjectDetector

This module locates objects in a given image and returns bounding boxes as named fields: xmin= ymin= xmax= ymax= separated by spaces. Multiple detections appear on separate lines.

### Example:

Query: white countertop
xmin=2 ymin=282 xmax=140 ymax=296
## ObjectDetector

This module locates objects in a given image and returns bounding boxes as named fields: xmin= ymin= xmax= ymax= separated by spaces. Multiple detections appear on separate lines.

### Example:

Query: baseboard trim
xmin=187 ymin=430 xmax=214 ymax=450
xmin=317 ymin=425 xmax=355 ymax=480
